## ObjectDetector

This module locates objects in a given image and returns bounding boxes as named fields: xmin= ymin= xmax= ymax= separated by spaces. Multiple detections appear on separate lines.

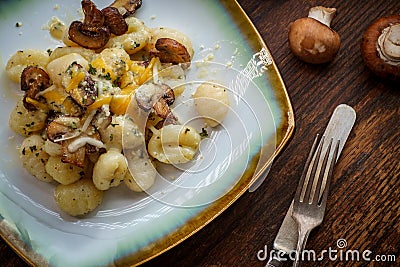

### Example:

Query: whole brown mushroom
xmin=360 ymin=15 xmax=400 ymax=81
xmin=288 ymin=6 xmax=341 ymax=64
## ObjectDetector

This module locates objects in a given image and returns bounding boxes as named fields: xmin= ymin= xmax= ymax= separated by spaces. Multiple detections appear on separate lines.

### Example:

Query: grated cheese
xmin=65 ymin=71 xmax=85 ymax=93
xmin=68 ymin=137 xmax=105 ymax=153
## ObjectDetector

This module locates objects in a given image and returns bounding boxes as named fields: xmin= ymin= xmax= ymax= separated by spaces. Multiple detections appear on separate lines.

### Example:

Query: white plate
xmin=0 ymin=0 xmax=294 ymax=266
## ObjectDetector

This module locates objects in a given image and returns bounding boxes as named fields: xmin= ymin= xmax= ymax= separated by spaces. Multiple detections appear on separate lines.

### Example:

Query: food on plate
xmin=9 ymin=98 xmax=48 ymax=136
xmin=360 ymin=15 xmax=400 ymax=81
xmin=150 ymin=37 xmax=191 ymax=65
xmin=19 ymin=135 xmax=53 ymax=183
xmin=68 ymin=0 xmax=125 ymax=49
xmin=109 ymin=0 xmax=142 ymax=18
xmin=48 ymin=17 xmax=67 ymax=40
xmin=54 ymin=178 xmax=104 ymax=216
xmin=193 ymin=82 xmax=230 ymax=127
xmin=288 ymin=6 xmax=341 ymax=64
xmin=147 ymin=124 xmax=201 ymax=164
xmin=45 ymin=156 xmax=85 ymax=185
xmin=6 ymin=49 xmax=50 ymax=83
xmin=6 ymin=0 xmax=231 ymax=216
xmin=104 ymin=16 xmax=150 ymax=54
xmin=124 ymin=151 xmax=156 ymax=192
xmin=92 ymin=148 xmax=128 ymax=190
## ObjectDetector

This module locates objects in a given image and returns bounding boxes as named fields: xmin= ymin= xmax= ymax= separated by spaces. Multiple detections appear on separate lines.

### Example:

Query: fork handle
xmin=293 ymin=226 xmax=312 ymax=267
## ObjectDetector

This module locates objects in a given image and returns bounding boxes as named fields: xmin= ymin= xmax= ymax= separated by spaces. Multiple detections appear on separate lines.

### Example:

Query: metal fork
xmin=291 ymin=135 xmax=340 ymax=267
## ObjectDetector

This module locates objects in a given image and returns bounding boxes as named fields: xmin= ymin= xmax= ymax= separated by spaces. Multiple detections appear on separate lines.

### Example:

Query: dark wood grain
xmin=1 ymin=1 xmax=400 ymax=266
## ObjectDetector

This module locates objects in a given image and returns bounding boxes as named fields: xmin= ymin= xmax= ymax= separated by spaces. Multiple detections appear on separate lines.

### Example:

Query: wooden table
xmin=1 ymin=0 xmax=399 ymax=266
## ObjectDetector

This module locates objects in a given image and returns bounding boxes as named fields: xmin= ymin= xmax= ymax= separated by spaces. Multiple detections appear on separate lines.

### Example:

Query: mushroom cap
xmin=68 ymin=21 xmax=111 ymax=50
xmin=46 ymin=116 xmax=81 ymax=142
xmin=20 ymin=66 xmax=51 ymax=111
xmin=150 ymin=38 xmax=191 ymax=65
xmin=101 ymin=7 xmax=128 ymax=36
xmin=110 ymin=0 xmax=142 ymax=18
xmin=360 ymin=15 xmax=400 ymax=81
xmin=289 ymin=17 xmax=341 ymax=64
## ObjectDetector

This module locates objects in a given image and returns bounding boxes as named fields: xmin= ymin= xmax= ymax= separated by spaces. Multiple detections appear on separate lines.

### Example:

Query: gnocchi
xmin=49 ymin=46 xmax=96 ymax=62
xmin=9 ymin=98 xmax=48 ymax=136
xmin=54 ymin=178 xmax=104 ymax=216
xmin=124 ymin=150 xmax=156 ymax=192
xmin=193 ymin=82 xmax=230 ymax=127
xmin=44 ymin=139 xmax=62 ymax=156
xmin=45 ymin=156 xmax=84 ymax=185
xmin=91 ymin=48 xmax=131 ymax=82
xmin=92 ymin=148 xmax=128 ymax=190
xmin=147 ymin=27 xmax=194 ymax=59
xmin=100 ymin=115 xmax=144 ymax=151
xmin=105 ymin=17 xmax=151 ymax=54
xmin=148 ymin=124 xmax=201 ymax=164
xmin=6 ymin=49 xmax=50 ymax=83
xmin=46 ymin=53 xmax=89 ymax=87
xmin=19 ymin=135 xmax=53 ymax=183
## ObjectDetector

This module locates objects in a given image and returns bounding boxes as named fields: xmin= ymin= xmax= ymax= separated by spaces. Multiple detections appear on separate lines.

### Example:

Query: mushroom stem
xmin=308 ymin=6 xmax=337 ymax=27
xmin=377 ymin=24 xmax=400 ymax=65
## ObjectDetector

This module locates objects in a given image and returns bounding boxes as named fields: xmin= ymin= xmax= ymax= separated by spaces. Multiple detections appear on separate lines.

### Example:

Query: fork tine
xmin=294 ymin=135 xmax=319 ymax=203
xmin=312 ymin=138 xmax=333 ymax=205
xmin=318 ymin=139 xmax=340 ymax=207
xmin=295 ymin=135 xmax=323 ymax=203
xmin=303 ymin=136 xmax=325 ymax=203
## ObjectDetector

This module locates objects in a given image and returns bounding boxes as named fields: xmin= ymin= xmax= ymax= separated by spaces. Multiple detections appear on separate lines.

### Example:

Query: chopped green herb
xmin=133 ymin=42 xmax=140 ymax=48
xmin=113 ymin=76 xmax=121 ymax=87
xmin=25 ymin=121 xmax=34 ymax=127
xmin=66 ymin=61 xmax=78 ymax=75
xmin=200 ymin=128 xmax=208 ymax=138
xmin=88 ymin=64 xmax=97 ymax=75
